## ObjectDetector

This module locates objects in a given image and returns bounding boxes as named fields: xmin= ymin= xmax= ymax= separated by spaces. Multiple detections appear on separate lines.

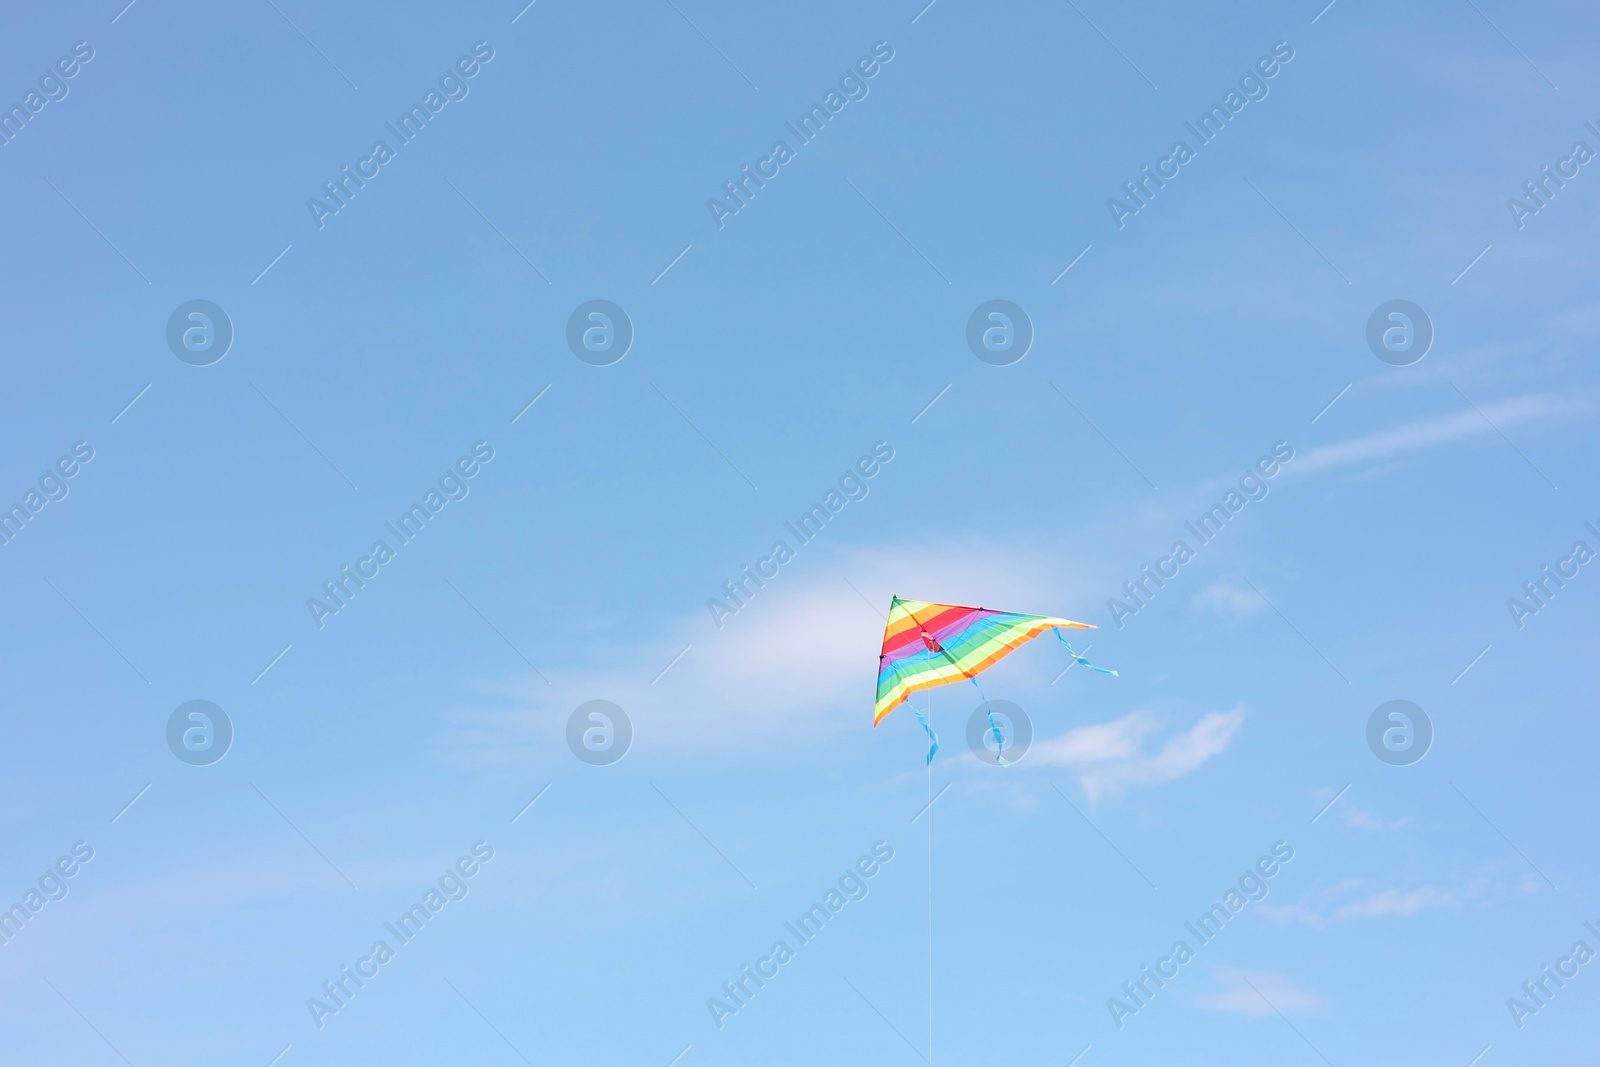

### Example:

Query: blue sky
xmin=2 ymin=0 xmax=1598 ymax=1064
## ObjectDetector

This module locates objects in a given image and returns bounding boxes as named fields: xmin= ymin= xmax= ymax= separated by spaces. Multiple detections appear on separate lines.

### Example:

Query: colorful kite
xmin=874 ymin=596 xmax=1116 ymax=762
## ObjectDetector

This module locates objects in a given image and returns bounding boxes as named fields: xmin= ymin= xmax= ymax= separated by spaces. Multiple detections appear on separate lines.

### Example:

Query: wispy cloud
xmin=1194 ymin=967 xmax=1328 ymax=1015
xmin=1341 ymin=806 xmax=1413 ymax=832
xmin=439 ymin=541 xmax=1101 ymax=764
xmin=1294 ymin=393 xmax=1578 ymax=477
xmin=440 ymin=390 xmax=1586 ymax=770
xmin=1331 ymin=885 xmax=1465 ymax=921
xmin=1259 ymin=877 xmax=1485 ymax=927
xmin=1309 ymin=787 xmax=1412 ymax=831
xmin=1192 ymin=580 xmax=1266 ymax=617
xmin=1032 ymin=706 xmax=1245 ymax=804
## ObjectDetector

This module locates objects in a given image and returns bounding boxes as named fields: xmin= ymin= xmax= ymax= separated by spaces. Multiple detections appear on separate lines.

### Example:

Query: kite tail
xmin=967 ymin=676 xmax=1009 ymax=765
xmin=1056 ymin=630 xmax=1118 ymax=675
xmin=911 ymin=701 xmax=939 ymax=764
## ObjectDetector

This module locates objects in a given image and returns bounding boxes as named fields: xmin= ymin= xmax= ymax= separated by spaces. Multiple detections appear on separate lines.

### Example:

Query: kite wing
xmin=873 ymin=596 xmax=1096 ymax=727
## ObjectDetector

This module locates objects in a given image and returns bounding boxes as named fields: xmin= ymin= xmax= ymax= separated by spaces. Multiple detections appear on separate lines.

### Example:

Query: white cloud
xmin=1293 ymin=393 xmax=1578 ymax=478
xmin=1250 ymin=902 xmax=1324 ymax=926
xmin=438 ymin=390 xmax=1590 ymax=770
xmin=1259 ymin=878 xmax=1484 ymax=927
xmin=1341 ymin=806 xmax=1413 ymax=832
xmin=438 ymin=536 xmax=1228 ymax=803
xmin=1192 ymin=580 xmax=1266 ymax=617
xmin=1309 ymin=788 xmax=1412 ymax=831
xmin=1031 ymin=705 xmax=1246 ymax=804
xmin=1194 ymin=968 xmax=1328 ymax=1016
xmin=438 ymin=540 xmax=1105 ymax=765
xmin=1331 ymin=885 xmax=1462 ymax=921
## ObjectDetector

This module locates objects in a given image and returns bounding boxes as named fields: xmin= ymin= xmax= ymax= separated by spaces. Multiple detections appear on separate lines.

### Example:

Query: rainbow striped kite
xmin=874 ymin=597 xmax=1115 ymax=761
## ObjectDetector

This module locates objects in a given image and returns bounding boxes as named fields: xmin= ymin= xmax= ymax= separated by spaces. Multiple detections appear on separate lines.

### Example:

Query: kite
xmin=873 ymin=596 xmax=1116 ymax=763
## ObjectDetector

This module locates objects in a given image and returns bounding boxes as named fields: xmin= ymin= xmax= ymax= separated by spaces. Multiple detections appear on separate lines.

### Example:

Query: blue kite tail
xmin=1057 ymin=631 xmax=1118 ymax=675
xmin=963 ymin=676 xmax=1008 ymax=765
xmin=912 ymin=702 xmax=939 ymax=764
